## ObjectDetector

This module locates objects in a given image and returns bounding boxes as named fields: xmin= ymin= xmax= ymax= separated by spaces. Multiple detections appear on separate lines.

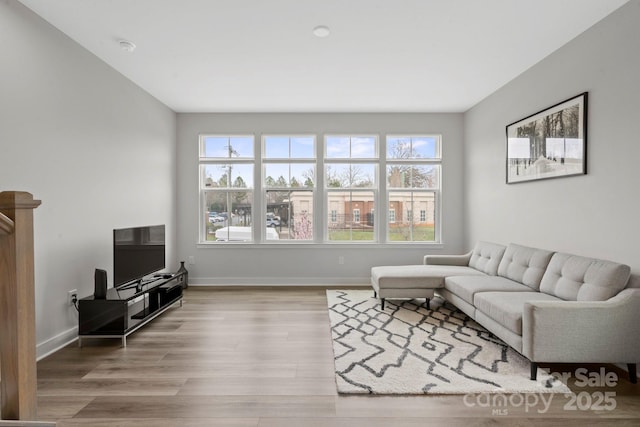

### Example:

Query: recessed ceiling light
xmin=313 ymin=25 xmax=330 ymax=38
xmin=119 ymin=40 xmax=136 ymax=52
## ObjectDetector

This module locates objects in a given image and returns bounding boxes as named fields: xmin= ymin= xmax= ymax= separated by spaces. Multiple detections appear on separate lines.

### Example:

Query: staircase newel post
xmin=0 ymin=191 xmax=41 ymax=421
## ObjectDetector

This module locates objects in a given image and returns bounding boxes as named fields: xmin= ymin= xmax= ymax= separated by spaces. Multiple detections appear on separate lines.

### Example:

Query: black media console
xmin=78 ymin=271 xmax=186 ymax=347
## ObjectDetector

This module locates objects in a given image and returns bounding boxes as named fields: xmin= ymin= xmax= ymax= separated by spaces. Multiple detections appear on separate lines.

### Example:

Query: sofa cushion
xmin=497 ymin=243 xmax=554 ymax=290
xmin=539 ymin=253 xmax=631 ymax=301
xmin=468 ymin=241 xmax=506 ymax=275
xmin=474 ymin=291 xmax=562 ymax=335
xmin=371 ymin=265 xmax=479 ymax=289
xmin=444 ymin=275 xmax=531 ymax=306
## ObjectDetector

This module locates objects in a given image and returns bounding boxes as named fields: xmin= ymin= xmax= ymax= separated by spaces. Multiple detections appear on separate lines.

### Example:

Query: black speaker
xmin=94 ymin=268 xmax=107 ymax=299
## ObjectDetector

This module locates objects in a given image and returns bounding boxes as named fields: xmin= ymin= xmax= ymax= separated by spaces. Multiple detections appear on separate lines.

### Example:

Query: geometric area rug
xmin=326 ymin=290 xmax=570 ymax=395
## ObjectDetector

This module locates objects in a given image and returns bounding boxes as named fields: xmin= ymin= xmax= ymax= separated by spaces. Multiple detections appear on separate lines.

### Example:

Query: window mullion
xmin=379 ymin=136 xmax=387 ymax=244
xmin=255 ymin=135 xmax=262 ymax=243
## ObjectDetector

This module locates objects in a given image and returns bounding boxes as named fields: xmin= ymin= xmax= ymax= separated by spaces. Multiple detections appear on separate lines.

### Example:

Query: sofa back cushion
xmin=497 ymin=243 xmax=554 ymax=290
xmin=468 ymin=241 xmax=506 ymax=275
xmin=539 ymin=253 xmax=631 ymax=301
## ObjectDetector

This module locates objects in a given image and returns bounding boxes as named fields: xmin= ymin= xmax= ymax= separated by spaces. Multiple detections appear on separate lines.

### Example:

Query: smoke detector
xmin=119 ymin=40 xmax=136 ymax=52
xmin=313 ymin=26 xmax=330 ymax=38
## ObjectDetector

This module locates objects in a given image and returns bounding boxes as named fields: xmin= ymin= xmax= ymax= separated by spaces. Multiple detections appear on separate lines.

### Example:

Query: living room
xmin=1 ymin=0 xmax=639 ymax=425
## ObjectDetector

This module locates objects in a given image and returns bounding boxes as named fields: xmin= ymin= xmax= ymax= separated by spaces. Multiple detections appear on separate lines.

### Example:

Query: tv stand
xmin=78 ymin=271 xmax=186 ymax=347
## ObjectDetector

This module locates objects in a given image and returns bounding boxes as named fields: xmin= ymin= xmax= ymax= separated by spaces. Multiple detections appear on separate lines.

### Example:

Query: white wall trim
xmin=189 ymin=277 xmax=370 ymax=286
xmin=37 ymin=326 xmax=78 ymax=361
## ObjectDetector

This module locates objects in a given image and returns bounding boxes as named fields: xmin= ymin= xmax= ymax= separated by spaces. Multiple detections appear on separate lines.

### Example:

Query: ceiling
xmin=18 ymin=0 xmax=628 ymax=113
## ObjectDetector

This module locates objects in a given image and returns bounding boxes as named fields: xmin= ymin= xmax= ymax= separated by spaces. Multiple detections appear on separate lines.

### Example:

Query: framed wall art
xmin=506 ymin=92 xmax=587 ymax=184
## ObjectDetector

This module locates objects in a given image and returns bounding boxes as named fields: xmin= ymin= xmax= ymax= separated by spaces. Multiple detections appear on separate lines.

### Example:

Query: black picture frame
xmin=506 ymin=92 xmax=587 ymax=184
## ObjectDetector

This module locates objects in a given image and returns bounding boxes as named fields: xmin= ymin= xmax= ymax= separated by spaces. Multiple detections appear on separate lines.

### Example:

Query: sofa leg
xmin=530 ymin=362 xmax=538 ymax=381
xmin=629 ymin=364 xmax=637 ymax=384
xmin=425 ymin=298 xmax=430 ymax=309
xmin=373 ymin=290 xmax=377 ymax=298
xmin=381 ymin=298 xmax=385 ymax=310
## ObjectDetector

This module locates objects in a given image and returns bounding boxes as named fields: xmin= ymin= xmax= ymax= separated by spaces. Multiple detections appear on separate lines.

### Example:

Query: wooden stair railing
xmin=0 ymin=192 xmax=43 ymax=423
xmin=0 ymin=213 xmax=13 ymax=236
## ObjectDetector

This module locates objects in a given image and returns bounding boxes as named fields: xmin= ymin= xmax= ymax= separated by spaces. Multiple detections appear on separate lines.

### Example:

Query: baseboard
xmin=0 ymin=422 xmax=56 ymax=426
xmin=188 ymin=276 xmax=370 ymax=286
xmin=36 ymin=325 xmax=78 ymax=361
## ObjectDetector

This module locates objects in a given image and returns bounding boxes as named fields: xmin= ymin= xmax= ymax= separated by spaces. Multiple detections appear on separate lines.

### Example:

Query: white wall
xmin=0 ymin=0 xmax=177 ymax=357
xmin=177 ymin=113 xmax=464 ymax=284
xmin=463 ymin=1 xmax=640 ymax=274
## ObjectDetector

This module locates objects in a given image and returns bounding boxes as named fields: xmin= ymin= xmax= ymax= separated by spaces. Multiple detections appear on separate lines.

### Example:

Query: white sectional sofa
xmin=371 ymin=241 xmax=640 ymax=382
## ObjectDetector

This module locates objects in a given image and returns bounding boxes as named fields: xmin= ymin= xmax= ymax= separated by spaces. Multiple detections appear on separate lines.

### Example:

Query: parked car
xmin=215 ymin=226 xmax=279 ymax=241
xmin=266 ymin=213 xmax=280 ymax=227
xmin=208 ymin=212 xmax=225 ymax=223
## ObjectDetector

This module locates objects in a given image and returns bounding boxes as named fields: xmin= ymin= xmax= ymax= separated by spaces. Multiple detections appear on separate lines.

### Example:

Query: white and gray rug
xmin=327 ymin=290 xmax=570 ymax=395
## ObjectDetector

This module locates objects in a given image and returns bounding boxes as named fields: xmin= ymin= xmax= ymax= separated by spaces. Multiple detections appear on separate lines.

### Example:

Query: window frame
xmin=197 ymin=133 xmax=443 ymax=247
xmin=385 ymin=135 xmax=442 ymax=244
xmin=262 ymin=135 xmax=317 ymax=243
xmin=323 ymin=135 xmax=379 ymax=243
xmin=199 ymin=134 xmax=256 ymax=243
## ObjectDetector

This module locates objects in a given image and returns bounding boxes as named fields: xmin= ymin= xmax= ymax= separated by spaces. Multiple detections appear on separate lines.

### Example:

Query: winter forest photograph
xmin=506 ymin=92 xmax=587 ymax=183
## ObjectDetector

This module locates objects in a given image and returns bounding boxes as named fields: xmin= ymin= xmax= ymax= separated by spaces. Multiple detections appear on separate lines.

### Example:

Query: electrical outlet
xmin=338 ymin=256 xmax=344 ymax=265
xmin=188 ymin=256 xmax=195 ymax=265
xmin=68 ymin=289 xmax=78 ymax=306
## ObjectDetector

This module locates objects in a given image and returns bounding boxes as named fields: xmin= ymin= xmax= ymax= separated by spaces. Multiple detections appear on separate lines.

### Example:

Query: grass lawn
xmin=329 ymin=226 xmax=435 ymax=241
xmin=205 ymin=225 xmax=435 ymax=242
xmin=388 ymin=225 xmax=435 ymax=241
xmin=328 ymin=230 xmax=375 ymax=241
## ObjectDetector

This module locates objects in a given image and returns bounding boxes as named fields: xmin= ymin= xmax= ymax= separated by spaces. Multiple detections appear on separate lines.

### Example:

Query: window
xmin=199 ymin=133 xmax=441 ymax=244
xmin=325 ymin=136 xmax=377 ymax=241
xmin=200 ymin=136 xmax=254 ymax=242
xmin=263 ymin=136 xmax=315 ymax=241
xmin=386 ymin=135 xmax=440 ymax=242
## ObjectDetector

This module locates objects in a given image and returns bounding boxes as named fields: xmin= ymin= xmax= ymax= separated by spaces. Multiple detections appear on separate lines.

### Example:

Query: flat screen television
xmin=113 ymin=224 xmax=166 ymax=288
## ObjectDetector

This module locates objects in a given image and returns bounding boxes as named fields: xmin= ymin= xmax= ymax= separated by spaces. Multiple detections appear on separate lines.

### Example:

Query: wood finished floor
xmin=35 ymin=287 xmax=640 ymax=426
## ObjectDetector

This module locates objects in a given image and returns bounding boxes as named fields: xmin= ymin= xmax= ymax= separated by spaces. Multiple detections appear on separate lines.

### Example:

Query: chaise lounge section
xmin=371 ymin=241 xmax=640 ymax=382
xmin=371 ymin=241 xmax=505 ymax=310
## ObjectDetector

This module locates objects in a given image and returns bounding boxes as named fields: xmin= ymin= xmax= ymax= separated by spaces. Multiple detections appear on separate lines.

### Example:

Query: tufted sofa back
xmin=539 ymin=252 xmax=631 ymax=301
xmin=468 ymin=241 xmax=506 ymax=275
xmin=498 ymin=243 xmax=554 ymax=290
